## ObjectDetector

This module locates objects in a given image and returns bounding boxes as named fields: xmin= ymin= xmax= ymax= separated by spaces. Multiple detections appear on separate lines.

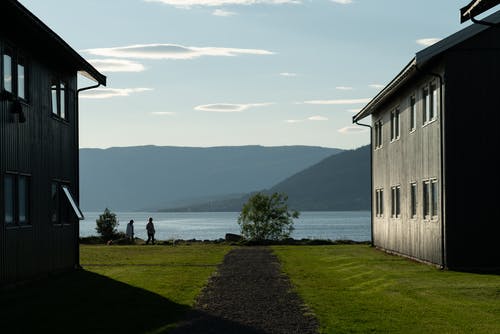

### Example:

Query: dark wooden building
xmin=353 ymin=11 xmax=500 ymax=270
xmin=1 ymin=0 xmax=106 ymax=285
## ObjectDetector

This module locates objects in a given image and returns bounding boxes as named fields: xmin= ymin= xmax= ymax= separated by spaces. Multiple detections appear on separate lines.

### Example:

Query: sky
xmin=18 ymin=0 xmax=484 ymax=149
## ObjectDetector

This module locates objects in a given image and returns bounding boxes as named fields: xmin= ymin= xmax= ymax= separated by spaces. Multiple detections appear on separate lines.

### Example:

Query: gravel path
xmin=171 ymin=247 xmax=318 ymax=334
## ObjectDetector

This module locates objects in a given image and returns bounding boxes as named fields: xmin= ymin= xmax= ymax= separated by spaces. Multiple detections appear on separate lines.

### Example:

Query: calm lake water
xmin=80 ymin=211 xmax=371 ymax=242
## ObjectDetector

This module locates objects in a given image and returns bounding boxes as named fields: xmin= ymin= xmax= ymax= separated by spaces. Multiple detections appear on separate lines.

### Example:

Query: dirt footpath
xmin=171 ymin=247 xmax=318 ymax=334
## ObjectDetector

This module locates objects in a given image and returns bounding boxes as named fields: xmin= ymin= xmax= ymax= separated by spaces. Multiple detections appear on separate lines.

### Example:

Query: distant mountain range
xmin=160 ymin=145 xmax=370 ymax=212
xmin=80 ymin=145 xmax=341 ymax=211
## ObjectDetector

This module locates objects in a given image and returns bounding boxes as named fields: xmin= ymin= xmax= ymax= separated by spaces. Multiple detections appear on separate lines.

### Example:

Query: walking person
xmin=126 ymin=219 xmax=134 ymax=242
xmin=146 ymin=217 xmax=156 ymax=245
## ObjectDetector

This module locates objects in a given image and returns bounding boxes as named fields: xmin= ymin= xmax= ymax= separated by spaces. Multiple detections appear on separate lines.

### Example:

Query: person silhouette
xmin=146 ymin=217 xmax=155 ymax=245
xmin=126 ymin=219 xmax=134 ymax=241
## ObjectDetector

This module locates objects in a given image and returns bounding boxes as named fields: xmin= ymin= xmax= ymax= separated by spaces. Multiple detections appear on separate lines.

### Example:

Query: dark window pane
xmin=390 ymin=112 xmax=395 ymax=140
xmin=4 ymin=175 xmax=14 ymax=224
xmin=18 ymin=176 xmax=29 ymax=224
xmin=423 ymin=88 xmax=429 ymax=123
xmin=60 ymin=83 xmax=66 ymax=119
xmin=410 ymin=96 xmax=416 ymax=130
xmin=395 ymin=109 xmax=400 ymax=138
xmin=17 ymin=63 xmax=25 ymax=99
xmin=51 ymin=84 xmax=58 ymax=115
xmin=3 ymin=54 xmax=12 ymax=93
xmin=396 ymin=187 xmax=401 ymax=216
xmin=423 ymin=182 xmax=430 ymax=217
xmin=411 ymin=183 xmax=417 ymax=217
xmin=380 ymin=190 xmax=383 ymax=215
xmin=430 ymin=84 xmax=437 ymax=120
xmin=431 ymin=181 xmax=438 ymax=217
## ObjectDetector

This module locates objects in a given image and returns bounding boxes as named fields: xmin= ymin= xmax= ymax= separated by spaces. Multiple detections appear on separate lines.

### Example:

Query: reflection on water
xmin=80 ymin=211 xmax=371 ymax=241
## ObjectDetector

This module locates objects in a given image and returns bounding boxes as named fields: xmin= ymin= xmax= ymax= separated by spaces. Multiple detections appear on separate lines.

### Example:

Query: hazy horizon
xmin=18 ymin=1 xmax=492 ymax=150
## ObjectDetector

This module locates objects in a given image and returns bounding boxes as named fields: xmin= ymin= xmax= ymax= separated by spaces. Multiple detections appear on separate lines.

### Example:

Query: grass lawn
xmin=273 ymin=245 xmax=500 ymax=334
xmin=0 ymin=244 xmax=231 ymax=334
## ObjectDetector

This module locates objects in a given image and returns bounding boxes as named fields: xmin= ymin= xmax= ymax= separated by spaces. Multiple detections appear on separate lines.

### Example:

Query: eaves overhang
xmin=353 ymin=9 xmax=500 ymax=123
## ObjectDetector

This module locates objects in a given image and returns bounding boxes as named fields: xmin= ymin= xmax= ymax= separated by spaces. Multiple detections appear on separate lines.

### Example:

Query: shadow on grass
xmin=1 ymin=270 xmax=187 ymax=333
xmin=0 ymin=270 xmax=270 ymax=334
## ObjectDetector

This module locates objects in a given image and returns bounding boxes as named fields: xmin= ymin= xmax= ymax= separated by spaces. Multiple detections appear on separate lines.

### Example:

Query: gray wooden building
xmin=1 ymin=0 xmax=106 ymax=286
xmin=353 ymin=11 xmax=500 ymax=270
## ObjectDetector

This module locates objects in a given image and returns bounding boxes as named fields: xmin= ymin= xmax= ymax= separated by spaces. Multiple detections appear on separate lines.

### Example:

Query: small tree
xmin=238 ymin=192 xmax=299 ymax=241
xmin=95 ymin=208 xmax=118 ymax=241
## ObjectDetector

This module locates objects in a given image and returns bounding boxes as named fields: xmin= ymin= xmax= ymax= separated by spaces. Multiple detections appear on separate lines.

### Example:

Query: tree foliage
xmin=95 ymin=208 xmax=119 ymax=241
xmin=238 ymin=192 xmax=299 ymax=241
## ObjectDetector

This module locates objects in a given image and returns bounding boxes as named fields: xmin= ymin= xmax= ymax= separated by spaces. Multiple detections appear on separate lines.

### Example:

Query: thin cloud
xmin=87 ymin=59 xmax=146 ymax=73
xmin=416 ymin=38 xmax=441 ymax=46
xmin=144 ymin=0 xmax=301 ymax=8
xmin=304 ymin=98 xmax=371 ymax=105
xmin=194 ymin=102 xmax=274 ymax=112
xmin=338 ymin=126 xmax=368 ymax=134
xmin=213 ymin=9 xmax=237 ymax=16
xmin=280 ymin=72 xmax=297 ymax=77
xmin=336 ymin=86 xmax=353 ymax=91
xmin=80 ymin=88 xmax=153 ymax=99
xmin=83 ymin=44 xmax=274 ymax=60
xmin=151 ymin=111 xmax=176 ymax=115
xmin=331 ymin=0 xmax=353 ymax=4
xmin=369 ymin=84 xmax=384 ymax=89
xmin=308 ymin=115 xmax=329 ymax=121
xmin=285 ymin=119 xmax=303 ymax=123
xmin=347 ymin=108 xmax=361 ymax=113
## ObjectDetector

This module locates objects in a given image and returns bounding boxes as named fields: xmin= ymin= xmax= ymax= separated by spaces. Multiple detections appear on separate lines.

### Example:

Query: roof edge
xmin=353 ymin=58 xmax=416 ymax=123
xmin=8 ymin=0 xmax=106 ymax=86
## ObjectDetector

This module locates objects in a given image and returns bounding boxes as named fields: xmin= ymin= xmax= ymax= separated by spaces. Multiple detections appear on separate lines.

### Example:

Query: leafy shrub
xmin=95 ymin=208 xmax=119 ymax=241
xmin=238 ymin=192 xmax=299 ymax=241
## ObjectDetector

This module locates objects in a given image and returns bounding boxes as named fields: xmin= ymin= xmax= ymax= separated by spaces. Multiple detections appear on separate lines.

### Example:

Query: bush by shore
xmin=79 ymin=235 xmax=370 ymax=246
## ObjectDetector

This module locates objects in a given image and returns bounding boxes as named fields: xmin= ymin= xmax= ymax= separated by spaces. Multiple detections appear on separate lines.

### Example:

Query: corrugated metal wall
xmin=1 ymin=38 xmax=79 ymax=285
xmin=371 ymin=65 xmax=444 ymax=266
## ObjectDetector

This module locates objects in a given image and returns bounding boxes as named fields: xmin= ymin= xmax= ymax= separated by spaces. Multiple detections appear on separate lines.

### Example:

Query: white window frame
xmin=423 ymin=82 xmax=438 ymax=126
xmin=51 ymin=80 xmax=67 ymax=120
xmin=410 ymin=182 xmax=417 ymax=219
xmin=422 ymin=178 xmax=438 ymax=221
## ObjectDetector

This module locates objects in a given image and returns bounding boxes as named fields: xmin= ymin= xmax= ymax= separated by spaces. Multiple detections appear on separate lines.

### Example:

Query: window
xmin=410 ymin=182 xmax=417 ymax=218
xmin=51 ymin=81 xmax=67 ymax=120
xmin=431 ymin=180 xmax=438 ymax=217
xmin=375 ymin=189 xmax=384 ymax=217
xmin=423 ymin=181 xmax=430 ymax=219
xmin=3 ymin=53 xmax=13 ymax=93
xmin=2 ymin=50 xmax=27 ymax=100
xmin=410 ymin=95 xmax=416 ymax=131
xmin=423 ymin=87 xmax=429 ymax=124
xmin=52 ymin=182 xmax=82 ymax=224
xmin=390 ymin=108 xmax=400 ymax=141
xmin=391 ymin=185 xmax=401 ymax=218
xmin=3 ymin=174 xmax=30 ymax=226
xmin=17 ymin=60 xmax=26 ymax=100
xmin=374 ymin=121 xmax=383 ymax=149
xmin=423 ymin=179 xmax=438 ymax=220
xmin=423 ymin=82 xmax=438 ymax=125
xmin=430 ymin=83 xmax=438 ymax=121
xmin=4 ymin=175 xmax=14 ymax=224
